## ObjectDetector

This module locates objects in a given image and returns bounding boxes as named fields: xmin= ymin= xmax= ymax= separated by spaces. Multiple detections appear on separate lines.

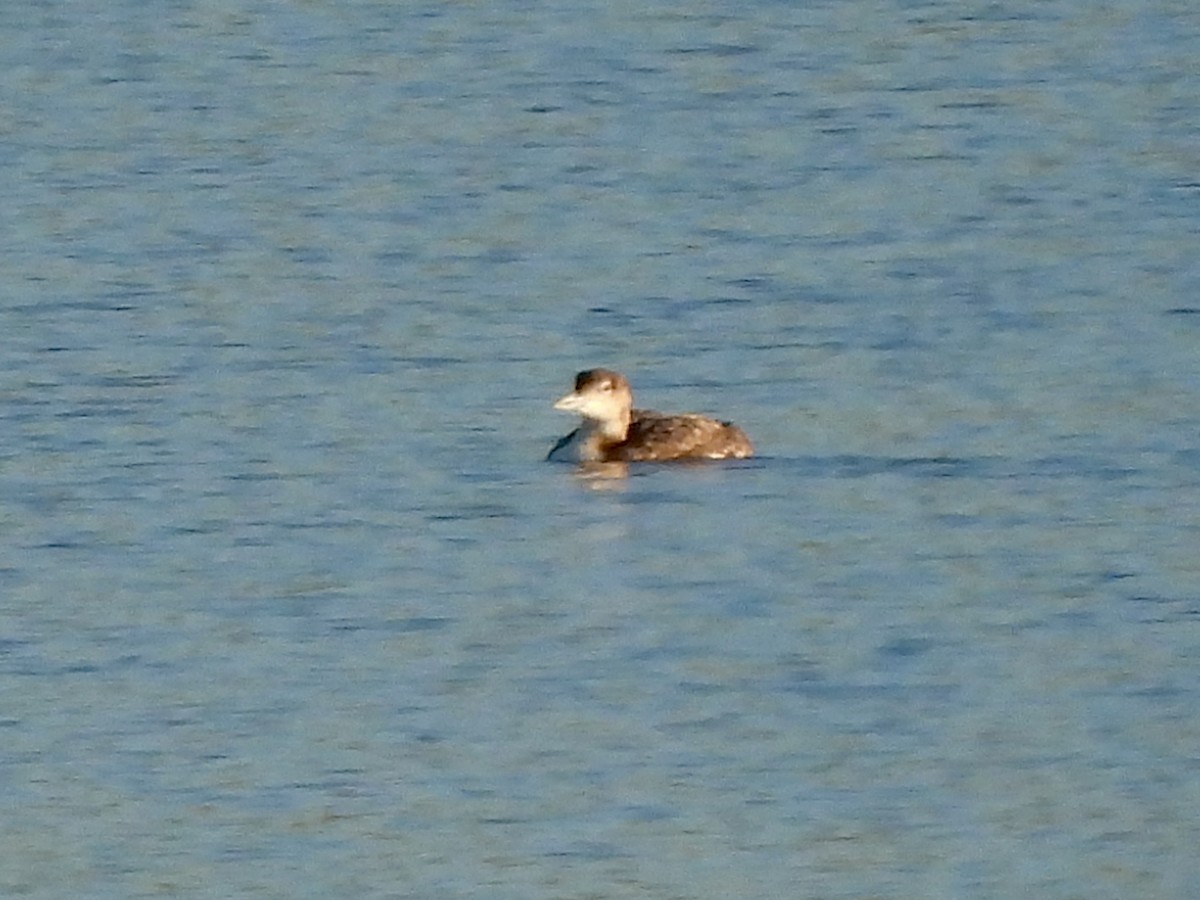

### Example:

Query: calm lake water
xmin=3 ymin=1 xmax=1199 ymax=897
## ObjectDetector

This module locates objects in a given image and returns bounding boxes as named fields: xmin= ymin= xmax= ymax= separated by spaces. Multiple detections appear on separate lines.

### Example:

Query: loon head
xmin=553 ymin=368 xmax=634 ymax=429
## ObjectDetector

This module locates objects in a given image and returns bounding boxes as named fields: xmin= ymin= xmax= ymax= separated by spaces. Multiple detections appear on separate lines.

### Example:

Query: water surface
xmin=2 ymin=1 xmax=1199 ymax=897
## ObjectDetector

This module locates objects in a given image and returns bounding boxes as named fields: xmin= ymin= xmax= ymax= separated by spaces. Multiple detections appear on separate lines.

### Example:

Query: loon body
xmin=547 ymin=368 xmax=754 ymax=463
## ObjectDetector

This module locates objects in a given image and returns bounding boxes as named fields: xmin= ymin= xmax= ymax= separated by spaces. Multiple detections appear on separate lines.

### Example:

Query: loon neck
xmin=587 ymin=410 xmax=630 ymax=444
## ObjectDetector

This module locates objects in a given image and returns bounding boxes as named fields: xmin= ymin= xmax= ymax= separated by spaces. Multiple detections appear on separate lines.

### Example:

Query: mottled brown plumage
xmin=548 ymin=368 xmax=754 ymax=463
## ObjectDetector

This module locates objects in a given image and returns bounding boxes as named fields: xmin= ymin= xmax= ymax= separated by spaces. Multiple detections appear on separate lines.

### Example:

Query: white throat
xmin=550 ymin=415 xmax=629 ymax=463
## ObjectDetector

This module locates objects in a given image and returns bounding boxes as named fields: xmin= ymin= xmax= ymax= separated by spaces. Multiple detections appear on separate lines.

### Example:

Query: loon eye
xmin=600 ymin=381 xmax=613 ymax=392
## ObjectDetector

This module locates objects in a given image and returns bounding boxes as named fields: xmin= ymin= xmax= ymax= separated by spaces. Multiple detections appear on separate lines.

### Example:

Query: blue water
xmin=2 ymin=1 xmax=1199 ymax=897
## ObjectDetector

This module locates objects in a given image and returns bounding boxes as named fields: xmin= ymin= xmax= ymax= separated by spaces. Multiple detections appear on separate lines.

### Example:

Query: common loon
xmin=547 ymin=368 xmax=754 ymax=463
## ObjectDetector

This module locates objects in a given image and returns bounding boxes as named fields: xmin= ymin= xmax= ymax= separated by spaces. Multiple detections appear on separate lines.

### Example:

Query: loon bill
xmin=547 ymin=368 xmax=754 ymax=463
